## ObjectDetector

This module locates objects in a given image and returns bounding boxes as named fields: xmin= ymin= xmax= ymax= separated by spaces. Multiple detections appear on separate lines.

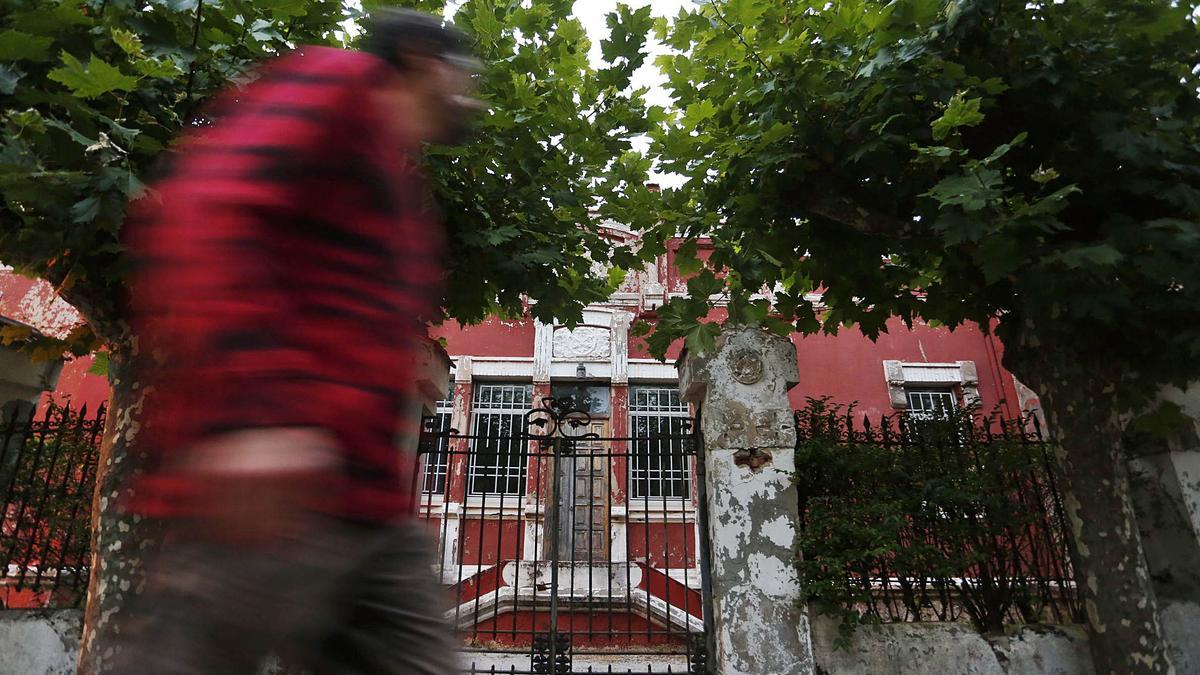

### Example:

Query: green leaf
xmin=111 ymin=28 xmax=145 ymax=59
xmin=684 ymin=322 xmax=721 ymax=356
xmin=1130 ymin=401 xmax=1190 ymax=436
xmin=682 ymin=99 xmax=718 ymax=129
xmin=259 ymin=0 xmax=311 ymax=18
xmin=1050 ymin=244 xmax=1123 ymax=269
xmin=71 ymin=196 xmax=102 ymax=223
xmin=923 ymin=169 xmax=1004 ymax=211
xmin=0 ymin=30 xmax=54 ymax=61
xmin=48 ymin=52 xmax=139 ymax=99
xmin=931 ymin=92 xmax=984 ymax=141
xmin=86 ymin=351 xmax=110 ymax=377
xmin=983 ymin=132 xmax=1027 ymax=164
xmin=606 ymin=265 xmax=627 ymax=289
xmin=1031 ymin=166 xmax=1060 ymax=184
xmin=675 ymin=240 xmax=703 ymax=275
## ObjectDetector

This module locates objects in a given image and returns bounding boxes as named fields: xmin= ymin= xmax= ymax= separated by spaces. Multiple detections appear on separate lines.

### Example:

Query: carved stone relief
xmin=552 ymin=326 xmax=611 ymax=360
xmin=730 ymin=349 xmax=764 ymax=385
xmin=713 ymin=407 xmax=795 ymax=450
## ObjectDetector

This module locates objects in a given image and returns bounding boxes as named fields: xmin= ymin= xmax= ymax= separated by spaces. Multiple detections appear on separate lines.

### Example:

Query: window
xmin=905 ymin=388 xmax=958 ymax=419
xmin=629 ymin=387 xmax=691 ymax=500
xmin=468 ymin=383 xmax=532 ymax=495
xmin=421 ymin=394 xmax=454 ymax=495
xmin=884 ymin=360 xmax=980 ymax=410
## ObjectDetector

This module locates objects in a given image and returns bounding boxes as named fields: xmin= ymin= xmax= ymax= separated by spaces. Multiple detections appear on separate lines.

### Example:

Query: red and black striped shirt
xmin=126 ymin=47 xmax=442 ymax=522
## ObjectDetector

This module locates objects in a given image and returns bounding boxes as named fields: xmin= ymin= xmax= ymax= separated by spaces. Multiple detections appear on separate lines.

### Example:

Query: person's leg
xmin=109 ymin=537 xmax=271 ymax=674
xmin=111 ymin=511 xmax=359 ymax=675
xmin=315 ymin=521 xmax=459 ymax=675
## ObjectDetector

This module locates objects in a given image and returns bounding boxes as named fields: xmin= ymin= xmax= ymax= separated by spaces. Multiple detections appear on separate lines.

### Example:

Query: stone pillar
xmin=441 ymin=357 xmax=474 ymax=578
xmin=533 ymin=319 xmax=553 ymax=385
xmin=1127 ymin=383 xmax=1200 ymax=672
xmin=401 ymin=336 xmax=453 ymax=454
xmin=678 ymin=326 xmax=814 ymax=675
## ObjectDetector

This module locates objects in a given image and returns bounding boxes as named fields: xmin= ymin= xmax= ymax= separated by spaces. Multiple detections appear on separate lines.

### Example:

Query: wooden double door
xmin=554 ymin=420 xmax=610 ymax=561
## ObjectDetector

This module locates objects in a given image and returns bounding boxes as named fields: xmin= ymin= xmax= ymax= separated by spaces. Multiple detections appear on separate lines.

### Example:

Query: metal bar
xmin=693 ymin=414 xmax=716 ymax=675
xmin=7 ymin=405 xmax=56 ymax=592
xmin=30 ymin=406 xmax=89 ymax=593
xmin=547 ymin=435 xmax=563 ymax=674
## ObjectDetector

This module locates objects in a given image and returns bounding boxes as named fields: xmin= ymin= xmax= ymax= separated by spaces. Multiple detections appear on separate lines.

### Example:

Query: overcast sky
xmin=572 ymin=0 xmax=695 ymax=110
xmin=427 ymin=1 xmax=695 ymax=185
xmin=573 ymin=1 xmax=696 ymax=185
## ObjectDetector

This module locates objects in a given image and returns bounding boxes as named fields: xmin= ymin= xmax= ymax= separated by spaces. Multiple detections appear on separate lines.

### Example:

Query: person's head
xmin=364 ymin=9 xmax=482 ymax=146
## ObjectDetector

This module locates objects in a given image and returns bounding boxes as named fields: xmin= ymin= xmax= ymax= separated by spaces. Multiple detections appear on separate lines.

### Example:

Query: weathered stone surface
xmin=0 ymin=609 xmax=82 ymax=675
xmin=679 ymin=326 xmax=813 ymax=675
xmin=810 ymin=616 xmax=1095 ymax=675
xmin=1128 ymin=383 xmax=1200 ymax=673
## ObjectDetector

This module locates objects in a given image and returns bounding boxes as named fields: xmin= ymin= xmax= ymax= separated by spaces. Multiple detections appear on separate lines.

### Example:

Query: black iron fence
xmin=0 ymin=403 xmax=104 ymax=609
xmin=794 ymin=398 xmax=1083 ymax=639
xmin=413 ymin=397 xmax=709 ymax=674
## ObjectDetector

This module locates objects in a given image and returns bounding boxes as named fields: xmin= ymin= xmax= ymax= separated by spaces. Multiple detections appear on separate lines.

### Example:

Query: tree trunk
xmin=78 ymin=346 xmax=157 ymax=674
xmin=1125 ymin=383 xmax=1200 ymax=672
xmin=1005 ymin=329 xmax=1174 ymax=674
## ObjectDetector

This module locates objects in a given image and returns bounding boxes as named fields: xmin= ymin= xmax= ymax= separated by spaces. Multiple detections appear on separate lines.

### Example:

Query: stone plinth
xmin=678 ymin=326 xmax=814 ymax=675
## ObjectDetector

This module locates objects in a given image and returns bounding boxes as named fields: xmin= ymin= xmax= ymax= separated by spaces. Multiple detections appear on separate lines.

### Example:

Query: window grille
xmin=468 ymin=383 xmax=532 ymax=495
xmin=906 ymin=388 xmax=958 ymax=419
xmin=629 ymin=387 xmax=691 ymax=500
xmin=421 ymin=394 xmax=453 ymax=495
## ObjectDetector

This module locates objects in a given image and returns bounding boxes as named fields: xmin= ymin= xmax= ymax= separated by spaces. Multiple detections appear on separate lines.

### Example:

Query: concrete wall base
xmin=2 ymin=609 xmax=1098 ymax=675
xmin=810 ymin=616 xmax=1094 ymax=675
xmin=0 ymin=610 xmax=81 ymax=675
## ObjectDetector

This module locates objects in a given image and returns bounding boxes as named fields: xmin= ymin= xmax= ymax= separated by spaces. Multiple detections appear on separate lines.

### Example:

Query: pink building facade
xmin=0 ymin=227 xmax=1041 ymax=639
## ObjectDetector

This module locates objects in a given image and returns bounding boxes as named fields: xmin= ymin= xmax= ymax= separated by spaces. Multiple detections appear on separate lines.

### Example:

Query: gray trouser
xmin=112 ymin=515 xmax=458 ymax=674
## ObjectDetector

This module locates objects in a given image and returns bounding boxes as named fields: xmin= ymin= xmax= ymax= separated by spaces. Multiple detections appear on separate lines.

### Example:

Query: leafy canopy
xmin=0 ymin=0 xmax=658 ymax=355
xmin=646 ymin=0 xmax=1200 ymax=409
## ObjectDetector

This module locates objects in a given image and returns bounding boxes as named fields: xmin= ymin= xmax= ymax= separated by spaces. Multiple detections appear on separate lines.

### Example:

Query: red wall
xmin=458 ymin=518 xmax=524 ymax=565
xmin=626 ymin=522 xmax=697 ymax=568
xmin=433 ymin=317 xmax=536 ymax=358
xmin=43 ymin=356 xmax=109 ymax=412
xmin=790 ymin=317 xmax=1020 ymax=419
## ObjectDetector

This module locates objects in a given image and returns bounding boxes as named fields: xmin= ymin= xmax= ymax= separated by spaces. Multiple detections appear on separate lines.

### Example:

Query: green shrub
xmin=794 ymin=397 xmax=1080 ymax=648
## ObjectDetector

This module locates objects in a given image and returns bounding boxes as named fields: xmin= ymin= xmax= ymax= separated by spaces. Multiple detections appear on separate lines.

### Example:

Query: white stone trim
xmin=533 ymin=321 xmax=553 ymax=383
xmin=548 ymin=361 xmax=611 ymax=380
xmin=883 ymin=360 xmax=981 ymax=409
xmin=467 ymin=357 xmax=535 ymax=380
xmin=460 ymin=357 xmax=678 ymax=383
xmin=627 ymin=360 xmax=678 ymax=382
xmin=611 ymin=311 xmax=633 ymax=384
xmin=452 ymin=355 xmax=472 ymax=382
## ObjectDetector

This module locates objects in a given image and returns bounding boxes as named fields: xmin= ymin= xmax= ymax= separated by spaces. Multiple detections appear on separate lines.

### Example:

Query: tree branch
xmin=711 ymin=1 xmax=776 ymax=79
xmin=806 ymin=194 xmax=916 ymax=237
xmin=183 ymin=0 xmax=205 ymax=105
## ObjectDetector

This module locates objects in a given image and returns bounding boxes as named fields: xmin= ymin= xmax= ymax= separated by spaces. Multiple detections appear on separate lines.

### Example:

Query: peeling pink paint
xmin=0 ymin=270 xmax=85 ymax=338
xmin=0 ymin=269 xmax=107 ymax=409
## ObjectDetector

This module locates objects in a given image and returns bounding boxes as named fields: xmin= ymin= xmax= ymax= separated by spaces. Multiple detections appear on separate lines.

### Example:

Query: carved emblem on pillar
xmin=730 ymin=349 xmax=764 ymax=385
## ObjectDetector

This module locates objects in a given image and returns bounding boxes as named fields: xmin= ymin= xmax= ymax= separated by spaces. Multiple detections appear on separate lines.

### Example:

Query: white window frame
xmin=421 ymin=395 xmax=454 ymax=495
xmin=884 ymin=360 xmax=980 ymax=410
xmin=904 ymin=388 xmax=959 ymax=420
xmin=467 ymin=383 xmax=532 ymax=496
xmin=628 ymin=386 xmax=692 ymax=501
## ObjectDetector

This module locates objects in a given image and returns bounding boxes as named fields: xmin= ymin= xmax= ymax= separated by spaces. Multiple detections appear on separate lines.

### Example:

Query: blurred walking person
xmin=115 ymin=10 xmax=479 ymax=674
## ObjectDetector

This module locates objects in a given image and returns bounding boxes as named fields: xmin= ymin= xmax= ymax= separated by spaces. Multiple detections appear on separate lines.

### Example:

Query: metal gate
xmin=413 ymin=396 xmax=712 ymax=674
